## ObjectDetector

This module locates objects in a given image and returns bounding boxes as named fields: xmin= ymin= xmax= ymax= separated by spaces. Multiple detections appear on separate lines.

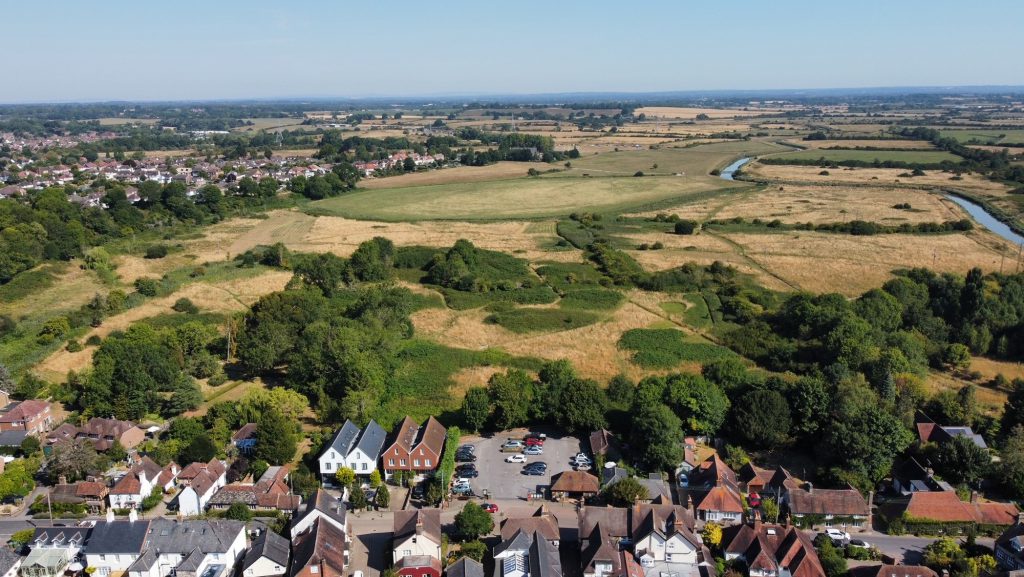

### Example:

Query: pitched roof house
xmin=0 ymin=400 xmax=53 ymax=434
xmin=232 ymin=423 xmax=258 ymax=455
xmin=109 ymin=457 xmax=179 ymax=510
xmin=207 ymin=465 xmax=301 ymax=513
xmin=551 ymin=471 xmax=600 ymax=501
xmin=764 ymin=469 xmax=870 ymax=529
xmin=686 ymin=455 xmax=744 ymax=524
xmin=243 ymin=529 xmax=290 ymax=577
xmin=446 ymin=557 xmax=485 ymax=577
xmin=915 ymin=413 xmax=988 ymax=450
xmin=849 ymin=566 xmax=938 ymax=577
xmin=383 ymin=417 xmax=446 ymax=475
xmin=47 ymin=417 xmax=145 ymax=451
xmin=502 ymin=505 xmax=561 ymax=546
xmin=319 ymin=419 xmax=387 ymax=483
xmin=177 ymin=459 xmax=227 ymax=516
xmin=392 ymin=509 xmax=442 ymax=565
xmin=721 ymin=521 xmax=825 ymax=577
xmin=493 ymin=529 xmax=563 ymax=577
xmin=290 ymin=518 xmax=349 ymax=577
xmin=589 ymin=429 xmax=622 ymax=461
xmin=889 ymin=491 xmax=1019 ymax=525
xmin=995 ymin=514 xmax=1024 ymax=571
xmin=290 ymin=489 xmax=349 ymax=539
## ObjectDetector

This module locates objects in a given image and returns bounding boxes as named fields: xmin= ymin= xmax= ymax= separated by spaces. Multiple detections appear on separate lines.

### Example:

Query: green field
xmin=938 ymin=129 xmax=1024 ymax=145
xmin=773 ymin=149 xmax=962 ymax=163
xmin=305 ymin=140 xmax=787 ymax=221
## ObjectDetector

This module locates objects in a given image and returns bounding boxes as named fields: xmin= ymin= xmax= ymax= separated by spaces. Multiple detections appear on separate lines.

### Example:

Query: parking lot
xmin=457 ymin=429 xmax=584 ymax=500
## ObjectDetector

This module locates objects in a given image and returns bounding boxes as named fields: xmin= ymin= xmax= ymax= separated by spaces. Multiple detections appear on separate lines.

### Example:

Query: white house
xmin=317 ymin=420 xmax=386 ymax=482
xmin=392 ymin=509 xmax=442 ymax=565
xmin=347 ymin=420 xmax=387 ymax=476
xmin=290 ymin=489 xmax=349 ymax=539
xmin=177 ymin=468 xmax=224 ymax=516
xmin=83 ymin=516 xmax=152 ymax=576
xmin=108 ymin=458 xmax=179 ymax=510
xmin=241 ymin=530 xmax=290 ymax=577
xmin=318 ymin=421 xmax=360 ymax=483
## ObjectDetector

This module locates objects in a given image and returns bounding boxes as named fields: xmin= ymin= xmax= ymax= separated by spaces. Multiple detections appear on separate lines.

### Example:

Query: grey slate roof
xmin=85 ymin=520 xmax=152 ymax=555
xmin=325 ymin=420 xmax=360 ymax=457
xmin=32 ymin=527 xmax=89 ymax=547
xmin=143 ymin=519 xmax=246 ymax=554
xmin=243 ymin=530 xmax=290 ymax=572
xmin=0 ymin=546 xmax=20 ymax=576
xmin=0 ymin=430 xmax=27 ymax=447
xmin=177 ymin=547 xmax=206 ymax=572
xmin=447 ymin=557 xmax=485 ymax=577
xmin=126 ymin=548 xmax=158 ymax=573
xmin=354 ymin=419 xmax=387 ymax=460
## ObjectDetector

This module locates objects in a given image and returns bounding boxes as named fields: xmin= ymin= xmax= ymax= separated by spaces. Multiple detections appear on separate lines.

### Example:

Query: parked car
xmin=523 ymin=462 xmax=548 ymax=476
xmin=411 ymin=483 xmax=425 ymax=500
xmin=481 ymin=503 xmax=499 ymax=513
xmin=523 ymin=445 xmax=544 ymax=455
xmin=459 ymin=444 xmax=476 ymax=453
xmin=573 ymin=452 xmax=592 ymax=465
xmin=452 ymin=484 xmax=473 ymax=495
xmin=573 ymin=462 xmax=591 ymax=471
xmin=848 ymin=539 xmax=871 ymax=550
xmin=501 ymin=440 xmax=526 ymax=452
xmin=456 ymin=463 xmax=477 ymax=473
xmin=824 ymin=528 xmax=850 ymax=544
xmin=525 ymin=433 xmax=547 ymax=443
xmin=505 ymin=454 xmax=528 ymax=463
xmin=525 ymin=437 xmax=544 ymax=447
xmin=455 ymin=451 xmax=477 ymax=462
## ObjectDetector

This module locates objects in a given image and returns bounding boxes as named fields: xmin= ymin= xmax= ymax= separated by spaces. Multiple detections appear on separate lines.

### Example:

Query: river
xmin=719 ymin=157 xmax=751 ymax=181
xmin=944 ymin=194 xmax=1024 ymax=246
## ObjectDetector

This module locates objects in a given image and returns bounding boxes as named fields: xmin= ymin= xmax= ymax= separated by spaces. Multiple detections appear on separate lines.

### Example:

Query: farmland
xmin=767 ymin=148 xmax=962 ymax=163
xmin=939 ymin=129 xmax=1024 ymax=144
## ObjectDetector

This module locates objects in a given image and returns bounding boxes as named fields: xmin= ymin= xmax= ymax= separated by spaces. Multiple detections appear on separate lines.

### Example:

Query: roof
xmin=589 ymin=429 xmax=618 ymax=456
xmin=637 ymin=476 xmax=671 ymax=503
xmin=786 ymin=486 xmax=869 ymax=516
xmin=396 ymin=556 xmax=442 ymax=572
xmin=243 ymin=530 xmax=290 ymax=571
xmin=494 ymin=530 xmax=562 ymax=577
xmin=578 ymin=507 xmax=630 ymax=540
xmin=32 ymin=527 xmax=89 ymax=547
xmin=232 ymin=423 xmax=257 ymax=443
xmin=394 ymin=509 xmax=442 ymax=545
xmin=354 ymin=419 xmax=387 ymax=459
xmin=693 ymin=485 xmax=745 ymax=514
xmin=290 ymin=518 xmax=348 ymax=577
xmin=82 ymin=417 xmax=137 ymax=439
xmin=0 ymin=430 xmax=28 ymax=446
xmin=179 ymin=458 xmax=226 ymax=482
xmin=84 ymin=520 xmax=151 ymax=554
xmin=630 ymin=503 xmax=698 ymax=542
xmin=0 ymin=546 xmax=22 ymax=576
xmin=296 ymin=489 xmax=347 ymax=528
xmin=388 ymin=416 xmax=419 ymax=453
xmin=898 ymin=492 xmax=1020 ymax=524
xmin=0 ymin=399 xmax=49 ymax=422
xmin=581 ymin=523 xmax=621 ymax=577
xmin=690 ymin=454 xmax=738 ymax=488
xmin=110 ymin=470 xmax=144 ymax=496
xmin=447 ymin=557 xmax=484 ymax=577
xmin=142 ymin=519 xmax=246 ymax=554
xmin=850 ymin=566 xmax=938 ymax=577
xmin=501 ymin=506 xmax=560 ymax=541
xmin=325 ymin=420 xmax=360 ymax=457
xmin=416 ymin=416 xmax=447 ymax=455
xmin=550 ymin=471 xmax=600 ymax=494
xmin=721 ymin=523 xmax=825 ymax=577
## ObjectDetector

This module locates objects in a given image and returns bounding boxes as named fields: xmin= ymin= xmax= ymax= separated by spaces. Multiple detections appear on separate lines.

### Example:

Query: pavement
xmin=463 ymin=430 xmax=583 ymax=500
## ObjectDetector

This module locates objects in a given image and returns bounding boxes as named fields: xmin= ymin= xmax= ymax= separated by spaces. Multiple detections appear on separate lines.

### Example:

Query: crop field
xmin=235 ymin=117 xmax=307 ymax=132
xmin=769 ymin=149 xmax=962 ymax=163
xmin=559 ymin=139 xmax=790 ymax=176
xmin=939 ymin=129 xmax=1024 ymax=144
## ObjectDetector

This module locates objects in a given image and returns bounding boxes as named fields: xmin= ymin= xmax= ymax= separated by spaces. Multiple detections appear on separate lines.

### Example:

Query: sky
xmin=3 ymin=0 xmax=1023 ymax=103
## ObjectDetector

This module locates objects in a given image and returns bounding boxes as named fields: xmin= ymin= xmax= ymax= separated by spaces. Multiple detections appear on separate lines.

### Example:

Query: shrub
xmin=66 ymin=340 xmax=84 ymax=353
xmin=134 ymin=278 xmax=160 ymax=297
xmin=819 ymin=170 xmax=830 ymax=176
xmin=145 ymin=245 xmax=169 ymax=259
xmin=675 ymin=220 xmax=699 ymax=235
xmin=85 ymin=335 xmax=102 ymax=346
xmin=172 ymin=298 xmax=199 ymax=314
xmin=633 ymin=171 xmax=645 ymax=177
xmin=224 ymin=501 xmax=253 ymax=521
xmin=208 ymin=371 xmax=228 ymax=386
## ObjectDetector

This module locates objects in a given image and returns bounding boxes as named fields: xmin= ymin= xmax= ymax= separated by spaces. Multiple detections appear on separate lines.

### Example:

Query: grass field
xmin=770 ymin=149 xmax=962 ymax=163
xmin=789 ymin=139 xmax=936 ymax=150
xmin=939 ymin=129 xmax=1024 ymax=144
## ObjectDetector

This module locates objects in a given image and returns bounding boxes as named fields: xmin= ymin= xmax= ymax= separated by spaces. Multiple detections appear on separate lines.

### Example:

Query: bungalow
xmin=995 ymin=513 xmax=1024 ymax=571
xmin=290 ymin=519 xmax=349 ymax=577
xmin=0 ymin=400 xmax=53 ymax=434
xmin=393 ymin=509 xmax=442 ymax=565
xmin=382 ymin=417 xmax=446 ymax=478
xmin=493 ymin=529 xmax=563 ymax=577
xmin=49 ymin=480 xmax=109 ymax=513
xmin=550 ymin=471 xmax=600 ymax=502
xmin=721 ymin=521 xmax=826 ymax=577
xmin=242 ymin=529 xmax=290 ymax=577
xmin=887 ymin=491 xmax=1020 ymax=526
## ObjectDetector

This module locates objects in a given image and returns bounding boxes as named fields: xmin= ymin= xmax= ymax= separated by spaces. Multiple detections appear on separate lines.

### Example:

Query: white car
xmin=573 ymin=453 xmax=592 ymax=465
xmin=848 ymin=539 xmax=871 ymax=550
xmin=506 ymin=454 xmax=528 ymax=463
xmin=824 ymin=528 xmax=850 ymax=543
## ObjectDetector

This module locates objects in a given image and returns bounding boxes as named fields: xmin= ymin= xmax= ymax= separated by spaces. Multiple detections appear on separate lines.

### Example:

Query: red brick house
xmin=0 ymin=400 xmax=53 ymax=434
xmin=382 ymin=417 xmax=446 ymax=476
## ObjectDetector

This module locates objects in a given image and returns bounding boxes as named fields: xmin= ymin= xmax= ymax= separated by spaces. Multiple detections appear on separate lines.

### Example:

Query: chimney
xmin=1018 ymin=511 xmax=1024 ymax=525
xmin=415 ymin=515 xmax=424 ymax=536
xmin=806 ymin=482 xmax=813 ymax=494
xmin=58 ymin=475 xmax=67 ymax=486
xmin=970 ymin=491 xmax=978 ymax=504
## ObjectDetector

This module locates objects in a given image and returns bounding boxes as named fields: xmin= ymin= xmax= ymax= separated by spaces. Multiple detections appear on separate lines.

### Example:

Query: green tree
xmin=674 ymin=220 xmax=699 ymax=235
xmin=488 ymin=370 xmax=534 ymax=429
xmin=454 ymin=502 xmax=495 ymax=540
xmin=942 ymin=343 xmax=972 ymax=371
xmin=20 ymin=435 xmax=41 ymax=456
xmin=335 ymin=467 xmax=356 ymax=489
xmin=293 ymin=253 xmax=348 ymax=297
xmin=731 ymin=389 xmax=792 ymax=448
xmin=178 ymin=433 xmax=217 ymax=465
xmin=461 ymin=387 xmax=491 ymax=433
xmin=350 ymin=486 xmax=368 ymax=510
xmin=348 ymin=237 xmax=395 ymax=282
xmin=932 ymin=434 xmax=990 ymax=486
xmin=460 ymin=540 xmax=487 ymax=562
xmin=10 ymin=529 xmax=35 ymax=548
xmin=48 ymin=439 xmax=98 ymax=482
xmin=663 ymin=373 xmax=729 ymax=436
xmin=701 ymin=522 xmax=722 ymax=548
xmin=631 ymin=403 xmax=683 ymax=472
xmin=253 ymin=408 xmax=297 ymax=465
xmin=224 ymin=501 xmax=254 ymax=521
xmin=817 ymin=538 xmax=848 ymax=577
xmin=996 ymin=426 xmax=1024 ymax=498
xmin=761 ymin=497 xmax=781 ymax=523
xmin=369 ymin=469 xmax=382 ymax=488
xmin=603 ymin=477 xmax=649 ymax=506
xmin=552 ymin=377 xmax=607 ymax=433
xmin=374 ymin=485 xmax=391 ymax=509
xmin=1001 ymin=379 xmax=1024 ymax=436
xmin=107 ymin=440 xmax=127 ymax=463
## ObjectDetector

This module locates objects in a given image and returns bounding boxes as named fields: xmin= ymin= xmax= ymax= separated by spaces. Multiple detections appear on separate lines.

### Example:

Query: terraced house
xmin=318 ymin=419 xmax=387 ymax=483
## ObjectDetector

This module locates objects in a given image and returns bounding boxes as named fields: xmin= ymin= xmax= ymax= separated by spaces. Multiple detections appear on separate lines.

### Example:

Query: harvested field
xmin=769 ymin=149 xmax=961 ymax=163
xmin=358 ymin=162 xmax=544 ymax=189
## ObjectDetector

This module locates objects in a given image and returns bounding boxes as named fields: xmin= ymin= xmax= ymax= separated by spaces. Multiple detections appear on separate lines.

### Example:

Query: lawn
xmin=773 ymin=149 xmax=962 ymax=163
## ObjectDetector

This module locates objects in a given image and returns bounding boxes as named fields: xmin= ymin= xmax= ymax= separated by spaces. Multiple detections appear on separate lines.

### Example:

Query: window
xmin=389 ymin=459 xmax=395 ymax=466
xmin=413 ymin=459 xmax=421 ymax=467
xmin=400 ymin=459 xmax=407 ymax=466
xmin=100 ymin=555 xmax=106 ymax=561
xmin=403 ymin=550 xmax=412 ymax=557
xmin=324 ymin=462 xmax=332 ymax=471
xmin=310 ymin=567 xmax=319 ymax=574
xmin=425 ymin=459 xmax=431 ymax=467
xmin=361 ymin=463 xmax=367 ymax=471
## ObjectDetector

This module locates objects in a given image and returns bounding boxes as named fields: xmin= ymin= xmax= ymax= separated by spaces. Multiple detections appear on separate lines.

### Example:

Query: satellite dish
xmin=605 ymin=461 xmax=617 ymax=469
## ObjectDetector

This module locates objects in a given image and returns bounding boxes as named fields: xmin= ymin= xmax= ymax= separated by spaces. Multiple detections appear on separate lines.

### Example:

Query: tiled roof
xmin=85 ymin=520 xmax=152 ymax=554
xmin=232 ymin=423 xmax=257 ymax=443
xmin=110 ymin=470 xmax=143 ymax=495
xmin=389 ymin=416 xmax=419 ymax=452
xmin=850 ymin=565 xmax=938 ymax=577
xmin=899 ymin=492 xmax=1019 ymax=524
xmin=501 ymin=506 xmax=560 ymax=541
xmin=325 ymin=420 xmax=360 ymax=456
xmin=0 ymin=399 xmax=49 ymax=422
xmin=416 ymin=416 xmax=446 ymax=455
xmin=694 ymin=485 xmax=745 ymax=513
xmin=786 ymin=486 xmax=869 ymax=516
xmin=394 ymin=509 xmax=442 ymax=545
xmin=290 ymin=518 xmax=348 ymax=577
xmin=244 ymin=530 xmax=290 ymax=571
xmin=550 ymin=471 xmax=600 ymax=494
xmin=722 ymin=523 xmax=824 ymax=577
xmin=579 ymin=506 xmax=630 ymax=540
xmin=354 ymin=419 xmax=387 ymax=460
xmin=446 ymin=557 xmax=484 ymax=577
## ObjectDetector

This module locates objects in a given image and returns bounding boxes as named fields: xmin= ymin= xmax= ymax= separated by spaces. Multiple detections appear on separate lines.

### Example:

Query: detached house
xmin=766 ymin=468 xmax=870 ymax=529
xmin=290 ymin=489 xmax=349 ymax=540
xmin=392 ymin=509 xmax=443 ymax=566
xmin=915 ymin=413 xmax=987 ymax=450
xmin=48 ymin=417 xmax=145 ymax=451
xmin=0 ymin=400 xmax=53 ymax=433
xmin=177 ymin=459 xmax=227 ymax=516
xmin=383 ymin=417 xmax=446 ymax=477
xmin=721 ymin=521 xmax=825 ymax=577
xmin=109 ymin=457 xmax=179 ymax=510
xmin=318 ymin=419 xmax=387 ymax=483
xmin=995 ymin=513 xmax=1024 ymax=571
xmin=686 ymin=455 xmax=744 ymax=524
xmin=231 ymin=424 xmax=257 ymax=455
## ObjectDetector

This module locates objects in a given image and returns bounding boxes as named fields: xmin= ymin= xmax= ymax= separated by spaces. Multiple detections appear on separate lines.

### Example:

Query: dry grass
xmin=358 ymin=162 xmax=543 ymax=189
xmin=787 ymin=139 xmax=936 ymax=150
xmin=635 ymin=106 xmax=786 ymax=119
xmin=970 ymin=357 xmax=1024 ymax=382
xmin=98 ymin=118 xmax=157 ymax=126
xmin=925 ymin=371 xmax=1007 ymax=415
xmin=0 ymin=265 xmax=104 ymax=321
xmin=744 ymin=163 xmax=1014 ymax=196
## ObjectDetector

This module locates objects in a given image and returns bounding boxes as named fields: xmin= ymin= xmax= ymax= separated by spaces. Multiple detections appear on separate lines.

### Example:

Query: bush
xmin=85 ymin=335 xmax=102 ymax=346
xmin=65 ymin=340 xmax=83 ymax=353
xmin=224 ymin=501 xmax=254 ymax=521
xmin=145 ymin=245 xmax=169 ymax=259
xmin=819 ymin=170 xmax=830 ymax=176
xmin=619 ymin=328 xmax=737 ymax=368
xmin=208 ymin=371 xmax=228 ymax=386
xmin=172 ymin=298 xmax=199 ymax=314
xmin=633 ymin=171 xmax=645 ymax=177
xmin=134 ymin=278 xmax=160 ymax=297
xmin=675 ymin=220 xmax=699 ymax=235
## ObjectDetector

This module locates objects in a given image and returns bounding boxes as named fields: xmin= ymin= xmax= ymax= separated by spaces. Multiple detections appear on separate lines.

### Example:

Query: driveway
xmin=460 ymin=429 xmax=583 ymax=500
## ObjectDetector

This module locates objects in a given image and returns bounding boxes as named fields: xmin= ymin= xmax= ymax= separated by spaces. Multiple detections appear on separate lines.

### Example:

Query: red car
xmin=481 ymin=503 xmax=499 ymax=513
xmin=525 ymin=437 xmax=544 ymax=447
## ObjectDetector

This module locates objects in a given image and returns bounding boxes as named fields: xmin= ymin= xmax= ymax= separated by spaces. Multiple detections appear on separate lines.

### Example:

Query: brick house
xmin=0 ymin=400 xmax=53 ymax=434
xmin=382 ymin=417 xmax=446 ymax=477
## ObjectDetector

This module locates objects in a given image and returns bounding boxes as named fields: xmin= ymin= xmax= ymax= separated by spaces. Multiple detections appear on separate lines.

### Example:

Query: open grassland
xmin=939 ymin=129 xmax=1024 ymax=144
xmin=743 ymin=162 xmax=1014 ymax=195
xmin=358 ymin=162 xmax=541 ymax=189
xmin=560 ymin=139 xmax=790 ymax=176
xmin=787 ymin=139 xmax=936 ymax=150
xmin=769 ymin=148 xmax=962 ymax=163
xmin=634 ymin=106 xmax=787 ymax=119
xmin=98 ymin=117 xmax=157 ymax=125
xmin=235 ymin=117 xmax=307 ymax=132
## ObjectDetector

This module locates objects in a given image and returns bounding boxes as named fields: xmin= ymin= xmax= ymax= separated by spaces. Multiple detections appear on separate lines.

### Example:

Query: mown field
xmin=770 ymin=149 xmax=962 ymax=163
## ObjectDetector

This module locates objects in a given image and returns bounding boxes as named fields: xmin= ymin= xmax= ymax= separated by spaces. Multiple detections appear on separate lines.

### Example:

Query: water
xmin=719 ymin=157 xmax=751 ymax=181
xmin=944 ymin=194 xmax=1024 ymax=246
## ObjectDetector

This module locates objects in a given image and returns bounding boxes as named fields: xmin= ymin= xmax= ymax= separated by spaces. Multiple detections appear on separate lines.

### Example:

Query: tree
xmin=932 ymin=435 xmax=990 ymax=486
xmin=731 ymin=389 xmax=792 ymax=448
xmin=631 ymin=403 xmax=683 ymax=472
xmin=552 ymin=377 xmax=607 ymax=433
xmin=817 ymin=539 xmax=848 ymax=577
xmin=454 ymin=502 xmax=494 ymax=540
xmin=1001 ymin=380 xmax=1024 ymax=436
xmin=943 ymin=343 xmax=972 ymax=371
xmin=488 ymin=370 xmax=534 ymax=430
xmin=178 ymin=433 xmax=217 ymax=465
xmin=349 ymin=237 xmax=395 ymax=282
xmin=374 ymin=485 xmax=391 ymax=510
xmin=20 ymin=435 xmax=40 ymax=456
xmin=0 ymin=363 xmax=13 ymax=392
xmin=460 ymin=540 xmax=487 ymax=562
xmin=350 ymin=486 xmax=368 ymax=510
xmin=761 ymin=497 xmax=781 ymax=523
xmin=369 ymin=469 xmax=382 ymax=488
xmin=701 ymin=522 xmax=722 ymax=548
xmin=224 ymin=501 xmax=254 ymax=521
xmin=10 ymin=528 xmax=35 ymax=548
xmin=335 ymin=467 xmax=356 ymax=490
xmin=604 ymin=477 xmax=649 ymax=506
xmin=996 ymin=426 xmax=1024 ymax=498
xmin=107 ymin=440 xmax=127 ymax=463
xmin=254 ymin=408 xmax=297 ymax=465
xmin=663 ymin=373 xmax=729 ymax=436
xmin=461 ymin=387 xmax=491 ymax=433
xmin=48 ymin=438 xmax=98 ymax=482
xmin=293 ymin=253 xmax=347 ymax=297
xmin=674 ymin=220 xmax=699 ymax=235
xmin=251 ymin=460 xmax=270 ymax=482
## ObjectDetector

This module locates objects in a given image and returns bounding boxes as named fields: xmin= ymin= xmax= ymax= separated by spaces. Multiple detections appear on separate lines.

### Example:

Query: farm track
xmin=703 ymin=230 xmax=801 ymax=292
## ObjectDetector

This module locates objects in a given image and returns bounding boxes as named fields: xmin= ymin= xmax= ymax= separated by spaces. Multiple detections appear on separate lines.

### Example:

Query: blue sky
xmin=3 ymin=0 xmax=1023 ymax=102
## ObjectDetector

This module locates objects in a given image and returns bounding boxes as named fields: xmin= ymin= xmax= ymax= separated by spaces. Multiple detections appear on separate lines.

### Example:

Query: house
xmin=686 ymin=455 xmax=744 ymax=524
xmin=493 ymin=529 xmax=563 ymax=577
xmin=995 ymin=514 xmax=1024 ymax=571
xmin=887 ymin=491 xmax=1019 ymax=525
xmin=550 ymin=471 xmax=600 ymax=501
xmin=47 ymin=417 xmax=145 ymax=451
xmin=720 ymin=521 xmax=825 ymax=577
xmin=318 ymin=419 xmax=387 ymax=483
xmin=177 ymin=463 xmax=227 ymax=516
xmin=243 ymin=529 xmax=290 ymax=577
xmin=630 ymin=503 xmax=701 ymax=566
xmin=392 ymin=509 xmax=443 ymax=565
xmin=290 ymin=489 xmax=349 ymax=539
xmin=636 ymin=475 xmax=672 ymax=505
xmin=916 ymin=414 xmax=987 ymax=450
xmin=109 ymin=457 xmax=180 ymax=510
xmin=764 ymin=469 xmax=870 ymax=529
xmin=502 ymin=505 xmax=561 ymax=547
xmin=446 ymin=557 xmax=484 ymax=577
xmin=890 ymin=457 xmax=954 ymax=495
xmin=22 ymin=527 xmax=89 ymax=577
xmin=290 ymin=518 xmax=350 ymax=577
xmin=49 ymin=480 xmax=109 ymax=513
xmin=232 ymin=424 xmax=257 ymax=455
xmin=0 ymin=430 xmax=27 ymax=450
xmin=580 ymin=523 xmax=621 ymax=577
xmin=178 ymin=458 xmax=227 ymax=487
xmin=849 ymin=566 xmax=938 ymax=577
xmin=383 ymin=417 xmax=446 ymax=477
xmin=589 ymin=429 xmax=622 ymax=462
xmin=0 ymin=546 xmax=21 ymax=577
xmin=578 ymin=504 xmax=696 ymax=555
xmin=118 ymin=518 xmax=247 ymax=577
xmin=739 ymin=463 xmax=775 ymax=495
xmin=0 ymin=400 xmax=53 ymax=433
xmin=396 ymin=556 xmax=442 ymax=577
xmin=82 ymin=518 xmax=152 ymax=575
xmin=207 ymin=466 xmax=301 ymax=514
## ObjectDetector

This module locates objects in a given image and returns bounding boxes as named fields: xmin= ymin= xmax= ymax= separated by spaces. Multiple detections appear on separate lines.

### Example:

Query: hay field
xmin=359 ymin=162 xmax=542 ymax=189
xmin=770 ymin=149 xmax=961 ymax=163
xmin=939 ymin=129 xmax=1024 ymax=144
xmin=635 ymin=106 xmax=785 ymax=119
xmin=743 ymin=163 xmax=1013 ymax=195
xmin=561 ymin=139 xmax=789 ymax=177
